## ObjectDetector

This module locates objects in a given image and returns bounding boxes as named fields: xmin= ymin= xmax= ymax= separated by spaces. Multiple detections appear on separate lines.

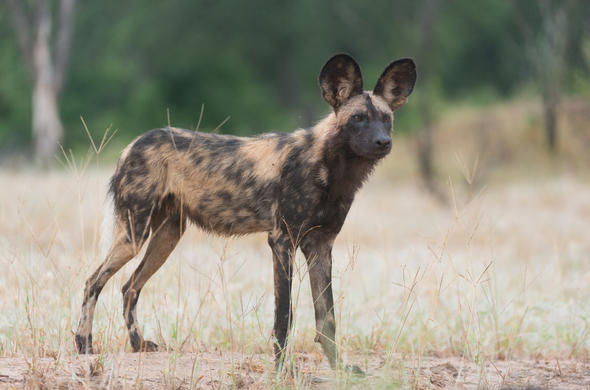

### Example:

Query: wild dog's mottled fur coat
xmin=76 ymin=54 xmax=416 ymax=373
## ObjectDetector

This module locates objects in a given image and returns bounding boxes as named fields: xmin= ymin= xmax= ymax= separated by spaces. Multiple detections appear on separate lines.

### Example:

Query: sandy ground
xmin=1 ymin=352 xmax=590 ymax=389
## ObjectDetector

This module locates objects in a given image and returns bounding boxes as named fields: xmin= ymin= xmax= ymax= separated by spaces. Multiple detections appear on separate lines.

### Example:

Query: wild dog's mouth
xmin=368 ymin=147 xmax=392 ymax=159
xmin=357 ymin=144 xmax=392 ymax=160
xmin=349 ymin=135 xmax=392 ymax=160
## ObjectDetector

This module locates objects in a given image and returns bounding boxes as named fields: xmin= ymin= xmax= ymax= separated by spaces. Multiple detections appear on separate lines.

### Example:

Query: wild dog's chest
xmin=277 ymin=161 xmax=357 ymax=233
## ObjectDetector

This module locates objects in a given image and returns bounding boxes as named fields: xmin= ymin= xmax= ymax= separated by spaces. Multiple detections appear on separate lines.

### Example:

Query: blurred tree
xmin=0 ymin=0 xmax=588 ymax=168
xmin=415 ymin=0 xmax=446 ymax=202
xmin=514 ymin=0 xmax=578 ymax=153
xmin=5 ymin=0 xmax=76 ymax=163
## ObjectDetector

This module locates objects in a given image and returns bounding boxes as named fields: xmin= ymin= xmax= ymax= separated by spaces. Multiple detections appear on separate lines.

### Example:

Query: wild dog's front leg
xmin=300 ymin=233 xmax=338 ymax=368
xmin=301 ymin=232 xmax=364 ymax=375
xmin=268 ymin=231 xmax=295 ymax=369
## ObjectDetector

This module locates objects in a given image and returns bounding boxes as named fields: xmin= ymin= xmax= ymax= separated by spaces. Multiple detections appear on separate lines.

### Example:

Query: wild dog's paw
xmin=139 ymin=340 xmax=160 ymax=352
xmin=344 ymin=364 xmax=365 ymax=377
xmin=75 ymin=334 xmax=94 ymax=354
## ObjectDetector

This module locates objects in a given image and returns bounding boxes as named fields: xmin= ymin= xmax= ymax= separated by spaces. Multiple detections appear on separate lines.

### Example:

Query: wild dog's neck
xmin=312 ymin=113 xmax=378 ymax=199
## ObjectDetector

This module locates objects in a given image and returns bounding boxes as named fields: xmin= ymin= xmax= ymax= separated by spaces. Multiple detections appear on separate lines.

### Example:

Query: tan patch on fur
xmin=240 ymin=138 xmax=284 ymax=181
xmin=367 ymin=92 xmax=394 ymax=115
xmin=309 ymin=115 xmax=338 ymax=161
xmin=335 ymin=94 xmax=365 ymax=121
xmin=289 ymin=129 xmax=308 ymax=147
xmin=166 ymin=159 xmax=214 ymax=207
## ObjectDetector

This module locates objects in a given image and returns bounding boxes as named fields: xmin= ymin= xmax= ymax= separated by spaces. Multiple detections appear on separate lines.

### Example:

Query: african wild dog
xmin=75 ymin=54 xmax=416 ymax=372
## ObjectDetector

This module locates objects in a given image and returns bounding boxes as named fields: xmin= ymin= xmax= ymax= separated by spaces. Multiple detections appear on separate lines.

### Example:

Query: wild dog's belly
xmin=180 ymin=175 xmax=277 ymax=236
xmin=187 ymin=196 xmax=274 ymax=235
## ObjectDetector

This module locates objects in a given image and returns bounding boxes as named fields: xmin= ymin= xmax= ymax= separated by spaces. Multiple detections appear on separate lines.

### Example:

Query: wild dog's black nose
xmin=375 ymin=137 xmax=391 ymax=148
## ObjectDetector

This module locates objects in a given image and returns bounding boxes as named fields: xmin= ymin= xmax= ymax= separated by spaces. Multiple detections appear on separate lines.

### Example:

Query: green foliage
xmin=0 ymin=0 xmax=589 ymax=154
xmin=0 ymin=10 xmax=31 ymax=150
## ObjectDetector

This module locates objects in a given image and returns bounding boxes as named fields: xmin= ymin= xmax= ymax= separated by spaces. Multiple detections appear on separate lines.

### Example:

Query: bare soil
xmin=1 ymin=352 xmax=589 ymax=389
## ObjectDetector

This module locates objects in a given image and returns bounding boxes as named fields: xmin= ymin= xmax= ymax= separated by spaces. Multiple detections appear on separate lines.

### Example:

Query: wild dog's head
xmin=319 ymin=54 xmax=416 ymax=160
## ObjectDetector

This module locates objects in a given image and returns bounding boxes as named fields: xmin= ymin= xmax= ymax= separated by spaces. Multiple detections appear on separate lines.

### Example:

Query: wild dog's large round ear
xmin=319 ymin=54 xmax=363 ymax=111
xmin=373 ymin=58 xmax=417 ymax=111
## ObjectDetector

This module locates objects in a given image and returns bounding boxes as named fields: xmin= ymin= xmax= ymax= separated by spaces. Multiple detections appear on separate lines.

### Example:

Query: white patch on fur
xmin=317 ymin=165 xmax=329 ymax=187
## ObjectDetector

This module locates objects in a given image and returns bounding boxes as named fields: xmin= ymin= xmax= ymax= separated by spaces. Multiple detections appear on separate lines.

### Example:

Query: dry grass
xmin=1 ymin=98 xmax=590 ymax=388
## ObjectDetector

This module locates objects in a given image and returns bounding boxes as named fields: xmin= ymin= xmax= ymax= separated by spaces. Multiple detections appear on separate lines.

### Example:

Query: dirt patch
xmin=1 ymin=352 xmax=589 ymax=389
xmin=406 ymin=357 xmax=590 ymax=389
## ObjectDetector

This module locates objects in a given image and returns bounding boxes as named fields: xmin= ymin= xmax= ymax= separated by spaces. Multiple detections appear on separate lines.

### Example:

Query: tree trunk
xmin=7 ymin=0 xmax=75 ymax=164
xmin=415 ymin=0 xmax=446 ymax=202
xmin=31 ymin=1 xmax=64 ymax=163
xmin=32 ymin=74 xmax=63 ymax=163
xmin=542 ymin=88 xmax=558 ymax=153
xmin=512 ymin=0 xmax=572 ymax=154
xmin=417 ymin=122 xmax=434 ymax=187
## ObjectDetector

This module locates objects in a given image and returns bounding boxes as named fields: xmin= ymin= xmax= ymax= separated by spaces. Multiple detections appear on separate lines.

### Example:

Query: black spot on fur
xmin=169 ymin=132 xmax=192 ymax=151
xmin=129 ymin=128 xmax=193 ymax=153
xmin=191 ymin=153 xmax=204 ymax=166
xmin=234 ymin=216 xmax=249 ymax=225
xmin=109 ymin=152 xmax=146 ymax=199
xmin=274 ymin=133 xmax=291 ymax=151
xmin=303 ymin=129 xmax=314 ymax=147
xmin=223 ymin=138 xmax=242 ymax=152
xmin=199 ymin=194 xmax=212 ymax=210
xmin=87 ymin=281 xmax=104 ymax=301
xmin=206 ymin=137 xmax=242 ymax=161
xmin=224 ymin=159 xmax=255 ymax=184
xmin=123 ymin=288 xmax=141 ymax=325
xmin=119 ymin=193 xmax=155 ymax=244
xmin=216 ymin=190 xmax=232 ymax=202
xmin=129 ymin=331 xmax=142 ymax=351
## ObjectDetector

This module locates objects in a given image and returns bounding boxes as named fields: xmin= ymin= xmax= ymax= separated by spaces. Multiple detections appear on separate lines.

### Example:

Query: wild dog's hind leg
xmin=76 ymin=218 xmax=143 ymax=354
xmin=122 ymin=211 xmax=185 ymax=352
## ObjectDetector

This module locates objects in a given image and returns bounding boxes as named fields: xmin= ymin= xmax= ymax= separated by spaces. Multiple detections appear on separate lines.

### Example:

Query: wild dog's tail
xmin=99 ymin=191 xmax=116 ymax=259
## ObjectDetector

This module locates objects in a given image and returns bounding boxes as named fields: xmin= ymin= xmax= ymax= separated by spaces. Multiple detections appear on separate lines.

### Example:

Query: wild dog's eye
xmin=352 ymin=114 xmax=363 ymax=122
